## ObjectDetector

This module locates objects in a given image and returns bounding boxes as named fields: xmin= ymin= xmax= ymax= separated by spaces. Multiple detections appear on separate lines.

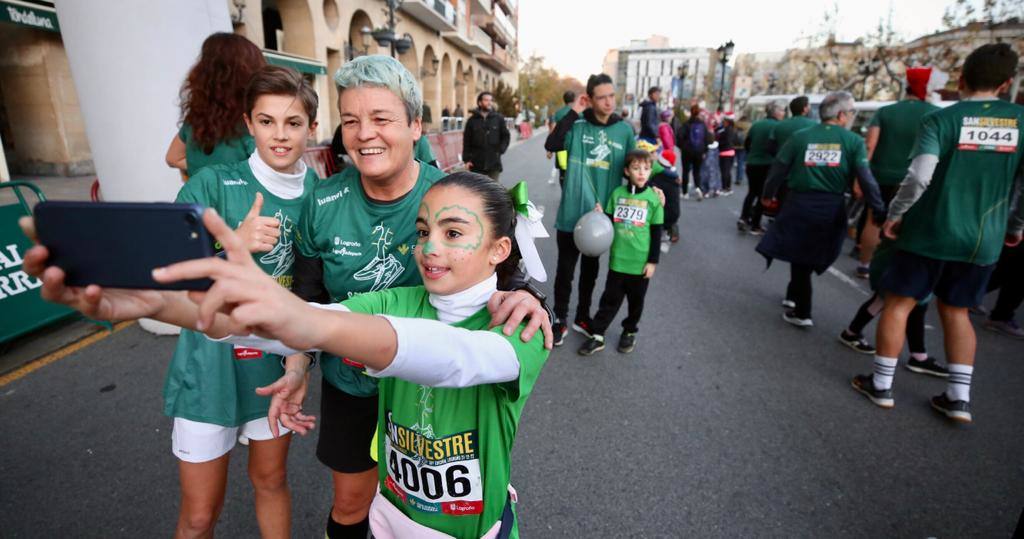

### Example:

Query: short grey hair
xmin=334 ymin=55 xmax=423 ymax=122
xmin=766 ymin=99 xmax=786 ymax=116
xmin=820 ymin=91 xmax=855 ymax=121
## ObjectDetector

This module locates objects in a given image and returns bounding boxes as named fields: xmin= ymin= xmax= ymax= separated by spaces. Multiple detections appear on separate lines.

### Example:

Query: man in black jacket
xmin=462 ymin=91 xmax=511 ymax=181
xmin=638 ymin=86 xmax=661 ymax=144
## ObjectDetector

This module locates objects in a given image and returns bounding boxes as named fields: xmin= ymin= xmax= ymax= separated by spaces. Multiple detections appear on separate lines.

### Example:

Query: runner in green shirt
xmin=164 ymin=33 xmax=265 ymax=178
xmin=545 ymin=74 xmax=637 ymax=345
xmin=739 ymin=100 xmax=786 ymax=233
xmin=168 ymin=66 xmax=319 ymax=537
xmin=548 ymin=91 xmax=576 ymax=187
xmin=757 ymin=91 xmax=885 ymax=327
xmin=769 ymin=95 xmax=817 ymax=154
xmin=856 ymin=68 xmax=943 ymax=277
xmin=853 ymin=43 xmax=1024 ymax=423
xmin=578 ymin=149 xmax=664 ymax=356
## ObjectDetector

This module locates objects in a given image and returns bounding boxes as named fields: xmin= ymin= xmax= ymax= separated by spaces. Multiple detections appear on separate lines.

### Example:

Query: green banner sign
xmin=262 ymin=50 xmax=327 ymax=76
xmin=0 ymin=1 xmax=59 ymax=33
xmin=0 ymin=202 xmax=73 ymax=343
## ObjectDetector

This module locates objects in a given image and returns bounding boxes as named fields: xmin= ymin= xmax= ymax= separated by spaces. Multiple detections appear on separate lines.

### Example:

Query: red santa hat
xmin=906 ymin=67 xmax=949 ymax=100
xmin=658 ymin=149 xmax=677 ymax=169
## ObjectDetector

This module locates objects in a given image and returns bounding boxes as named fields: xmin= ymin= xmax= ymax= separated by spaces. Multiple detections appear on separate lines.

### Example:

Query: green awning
xmin=262 ymin=50 xmax=327 ymax=76
xmin=1 ymin=0 xmax=59 ymax=33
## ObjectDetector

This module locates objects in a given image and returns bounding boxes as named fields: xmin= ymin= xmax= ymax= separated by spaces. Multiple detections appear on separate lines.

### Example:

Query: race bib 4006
xmin=384 ymin=415 xmax=484 ymax=516
xmin=804 ymin=144 xmax=842 ymax=167
xmin=958 ymin=117 xmax=1019 ymax=153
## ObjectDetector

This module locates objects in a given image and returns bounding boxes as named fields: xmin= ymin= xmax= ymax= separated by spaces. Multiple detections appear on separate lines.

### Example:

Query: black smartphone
xmin=34 ymin=201 xmax=216 ymax=290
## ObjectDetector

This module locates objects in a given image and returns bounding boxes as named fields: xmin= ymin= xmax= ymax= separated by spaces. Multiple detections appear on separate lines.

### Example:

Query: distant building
xmin=606 ymin=35 xmax=714 ymax=111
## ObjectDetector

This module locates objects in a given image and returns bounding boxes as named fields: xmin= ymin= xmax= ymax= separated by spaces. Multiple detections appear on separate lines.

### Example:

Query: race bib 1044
xmin=804 ymin=144 xmax=842 ymax=167
xmin=958 ymin=117 xmax=1019 ymax=153
xmin=613 ymin=198 xmax=649 ymax=226
xmin=383 ymin=413 xmax=484 ymax=516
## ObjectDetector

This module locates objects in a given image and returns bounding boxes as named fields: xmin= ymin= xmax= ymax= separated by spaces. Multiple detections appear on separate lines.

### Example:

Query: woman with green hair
xmin=257 ymin=54 xmax=552 ymax=538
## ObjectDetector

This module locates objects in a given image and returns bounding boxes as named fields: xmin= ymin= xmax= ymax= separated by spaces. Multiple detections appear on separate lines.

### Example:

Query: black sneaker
xmin=855 ymin=265 xmax=870 ymax=279
xmin=737 ymin=219 xmax=750 ymax=232
xmin=617 ymin=332 xmax=637 ymax=353
xmin=577 ymin=336 xmax=605 ymax=356
xmin=552 ymin=320 xmax=568 ymax=347
xmin=572 ymin=319 xmax=594 ymax=338
xmin=905 ymin=356 xmax=949 ymax=378
xmin=851 ymin=374 xmax=894 ymax=408
xmin=930 ymin=393 xmax=972 ymax=423
xmin=838 ymin=331 xmax=876 ymax=354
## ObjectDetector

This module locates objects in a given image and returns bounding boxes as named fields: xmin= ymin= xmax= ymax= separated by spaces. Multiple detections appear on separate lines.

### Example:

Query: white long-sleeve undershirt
xmin=212 ymin=274 xmax=520 ymax=388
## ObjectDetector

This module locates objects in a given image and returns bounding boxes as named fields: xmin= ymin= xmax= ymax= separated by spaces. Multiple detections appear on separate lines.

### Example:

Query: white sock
xmin=911 ymin=352 xmax=928 ymax=361
xmin=946 ymin=363 xmax=974 ymax=402
xmin=872 ymin=355 xmax=899 ymax=390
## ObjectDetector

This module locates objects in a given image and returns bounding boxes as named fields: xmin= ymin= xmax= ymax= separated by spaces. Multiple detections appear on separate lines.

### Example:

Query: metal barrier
xmin=425 ymin=131 xmax=465 ymax=172
xmin=0 ymin=181 xmax=75 ymax=343
xmin=302 ymin=146 xmax=338 ymax=179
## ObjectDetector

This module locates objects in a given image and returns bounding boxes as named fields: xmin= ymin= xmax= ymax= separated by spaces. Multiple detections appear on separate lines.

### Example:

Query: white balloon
xmin=573 ymin=212 xmax=614 ymax=257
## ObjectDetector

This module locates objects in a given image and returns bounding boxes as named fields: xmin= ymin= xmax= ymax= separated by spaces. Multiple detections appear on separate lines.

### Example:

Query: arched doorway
xmin=421 ymin=45 xmax=440 ymax=129
xmin=347 ymin=9 xmax=378 ymax=59
xmin=263 ymin=0 xmax=315 ymax=57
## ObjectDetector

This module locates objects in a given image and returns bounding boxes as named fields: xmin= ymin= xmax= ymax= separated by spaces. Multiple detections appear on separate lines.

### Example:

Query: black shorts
xmin=316 ymin=379 xmax=379 ymax=473
xmin=879 ymin=249 xmax=995 ymax=308
xmin=879 ymin=184 xmax=900 ymax=206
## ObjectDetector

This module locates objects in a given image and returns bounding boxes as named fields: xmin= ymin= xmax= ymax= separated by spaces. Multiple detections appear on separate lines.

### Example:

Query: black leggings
xmin=786 ymin=263 xmax=814 ymax=319
xmin=719 ymin=155 xmax=734 ymax=191
xmin=847 ymin=293 xmax=928 ymax=354
xmin=590 ymin=270 xmax=650 ymax=335
xmin=553 ymin=230 xmax=600 ymax=323
xmin=681 ymin=153 xmax=703 ymax=195
xmin=741 ymin=164 xmax=769 ymax=228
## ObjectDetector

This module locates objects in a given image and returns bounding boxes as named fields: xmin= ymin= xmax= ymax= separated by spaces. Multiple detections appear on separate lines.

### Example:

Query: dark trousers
xmin=719 ymin=155 xmax=734 ymax=191
xmin=786 ymin=263 xmax=814 ymax=319
xmin=681 ymin=153 xmax=703 ymax=195
xmin=988 ymin=242 xmax=1024 ymax=321
xmin=741 ymin=164 xmax=769 ymax=228
xmin=554 ymin=230 xmax=600 ymax=322
xmin=591 ymin=270 xmax=650 ymax=335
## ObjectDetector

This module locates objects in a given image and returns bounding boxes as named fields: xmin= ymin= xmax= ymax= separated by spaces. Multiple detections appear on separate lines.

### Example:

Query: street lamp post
xmin=370 ymin=0 xmax=407 ymax=58
xmin=716 ymin=40 xmax=734 ymax=111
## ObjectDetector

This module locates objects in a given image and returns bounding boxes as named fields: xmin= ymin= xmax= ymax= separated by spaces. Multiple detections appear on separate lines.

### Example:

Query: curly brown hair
xmin=179 ymin=33 xmax=265 ymax=153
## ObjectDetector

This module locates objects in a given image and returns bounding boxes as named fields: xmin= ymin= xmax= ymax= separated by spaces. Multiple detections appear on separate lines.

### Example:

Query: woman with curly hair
xmin=165 ymin=33 xmax=266 ymax=177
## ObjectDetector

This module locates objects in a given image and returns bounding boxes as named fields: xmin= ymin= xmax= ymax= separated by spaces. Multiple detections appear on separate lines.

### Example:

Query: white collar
xmin=428 ymin=274 xmax=497 ymax=324
xmin=248 ymin=152 xmax=307 ymax=200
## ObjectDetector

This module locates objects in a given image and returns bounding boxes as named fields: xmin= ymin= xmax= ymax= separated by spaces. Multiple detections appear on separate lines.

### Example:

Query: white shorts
xmin=171 ymin=417 xmax=291 ymax=463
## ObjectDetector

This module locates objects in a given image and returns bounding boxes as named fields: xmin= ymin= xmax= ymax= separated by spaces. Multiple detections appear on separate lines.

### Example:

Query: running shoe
xmin=660 ymin=241 xmax=670 ymax=254
xmin=781 ymin=299 xmax=796 ymax=309
xmin=617 ymin=332 xmax=637 ymax=353
xmin=905 ymin=356 xmax=949 ymax=378
xmin=782 ymin=310 xmax=814 ymax=328
xmin=749 ymin=227 xmax=766 ymax=236
xmin=984 ymin=318 xmax=1024 ymax=339
xmin=681 ymin=193 xmax=690 ymax=200
xmin=737 ymin=219 xmax=750 ymax=232
xmin=851 ymin=374 xmax=894 ymax=408
xmin=577 ymin=336 xmax=605 ymax=356
xmin=838 ymin=331 xmax=875 ymax=354
xmin=930 ymin=393 xmax=972 ymax=424
xmin=694 ymin=188 xmax=704 ymax=201
xmin=855 ymin=265 xmax=870 ymax=279
xmin=552 ymin=320 xmax=568 ymax=347
xmin=720 ymin=189 xmax=734 ymax=197
xmin=572 ymin=319 xmax=594 ymax=338
xmin=670 ymin=233 xmax=680 ymax=243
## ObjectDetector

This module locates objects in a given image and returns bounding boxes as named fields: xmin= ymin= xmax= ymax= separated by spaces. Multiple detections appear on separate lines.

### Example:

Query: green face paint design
xmin=435 ymin=204 xmax=484 ymax=251
xmin=421 ymin=240 xmax=437 ymax=254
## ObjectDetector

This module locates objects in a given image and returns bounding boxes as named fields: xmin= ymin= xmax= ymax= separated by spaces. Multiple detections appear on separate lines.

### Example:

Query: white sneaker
xmin=660 ymin=241 xmax=670 ymax=253
xmin=694 ymin=188 xmax=704 ymax=201
xmin=781 ymin=299 xmax=796 ymax=309
xmin=782 ymin=311 xmax=813 ymax=327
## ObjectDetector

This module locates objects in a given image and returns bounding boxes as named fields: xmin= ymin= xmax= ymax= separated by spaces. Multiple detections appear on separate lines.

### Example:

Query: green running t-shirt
xmin=178 ymin=123 xmax=256 ymax=177
xmin=342 ymin=286 xmax=547 ymax=539
xmin=745 ymin=118 xmax=779 ymax=166
xmin=555 ymin=118 xmax=636 ymax=232
xmin=776 ymin=123 xmax=868 ymax=194
xmin=164 ymin=159 xmax=317 ymax=426
xmin=770 ymin=115 xmax=817 ymax=152
xmin=896 ymin=100 xmax=1024 ymax=265
xmin=414 ymin=137 xmax=436 ymax=165
xmin=295 ymin=162 xmax=446 ymax=396
xmin=606 ymin=185 xmax=664 ymax=275
xmin=868 ymin=99 xmax=940 ymax=186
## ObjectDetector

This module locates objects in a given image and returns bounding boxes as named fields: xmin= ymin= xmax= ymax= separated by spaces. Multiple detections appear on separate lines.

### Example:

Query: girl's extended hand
xmin=256 ymin=366 xmax=316 ymax=437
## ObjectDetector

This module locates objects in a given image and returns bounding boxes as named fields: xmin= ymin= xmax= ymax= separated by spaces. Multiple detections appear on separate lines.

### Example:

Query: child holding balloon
xmin=578 ymin=149 xmax=664 ymax=356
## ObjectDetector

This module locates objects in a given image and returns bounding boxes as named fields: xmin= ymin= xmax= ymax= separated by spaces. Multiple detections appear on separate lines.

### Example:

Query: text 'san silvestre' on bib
xmin=958 ymin=117 xmax=1019 ymax=153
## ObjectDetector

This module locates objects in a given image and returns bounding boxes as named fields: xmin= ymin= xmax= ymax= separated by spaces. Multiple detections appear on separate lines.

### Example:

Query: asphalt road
xmin=2 ymin=134 xmax=1022 ymax=538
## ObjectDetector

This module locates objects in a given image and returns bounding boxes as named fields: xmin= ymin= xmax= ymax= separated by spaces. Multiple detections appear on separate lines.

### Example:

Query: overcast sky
xmin=517 ymin=0 xmax=952 ymax=82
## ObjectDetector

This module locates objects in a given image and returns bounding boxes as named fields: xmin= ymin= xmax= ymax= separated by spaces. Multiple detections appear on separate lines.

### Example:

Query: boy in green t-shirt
xmin=852 ymin=43 xmax=1024 ymax=423
xmin=578 ymin=149 xmax=664 ymax=355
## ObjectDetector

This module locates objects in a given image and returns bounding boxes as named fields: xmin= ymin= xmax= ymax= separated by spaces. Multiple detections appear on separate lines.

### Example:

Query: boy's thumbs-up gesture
xmin=236 ymin=192 xmax=282 ymax=253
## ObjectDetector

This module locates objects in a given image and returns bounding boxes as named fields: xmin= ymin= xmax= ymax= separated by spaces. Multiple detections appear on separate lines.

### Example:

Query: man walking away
xmin=463 ymin=91 xmax=510 ymax=181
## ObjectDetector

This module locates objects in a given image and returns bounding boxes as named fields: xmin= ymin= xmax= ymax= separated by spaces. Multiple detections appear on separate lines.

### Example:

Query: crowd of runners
xmin=14 ymin=33 xmax=1024 ymax=539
